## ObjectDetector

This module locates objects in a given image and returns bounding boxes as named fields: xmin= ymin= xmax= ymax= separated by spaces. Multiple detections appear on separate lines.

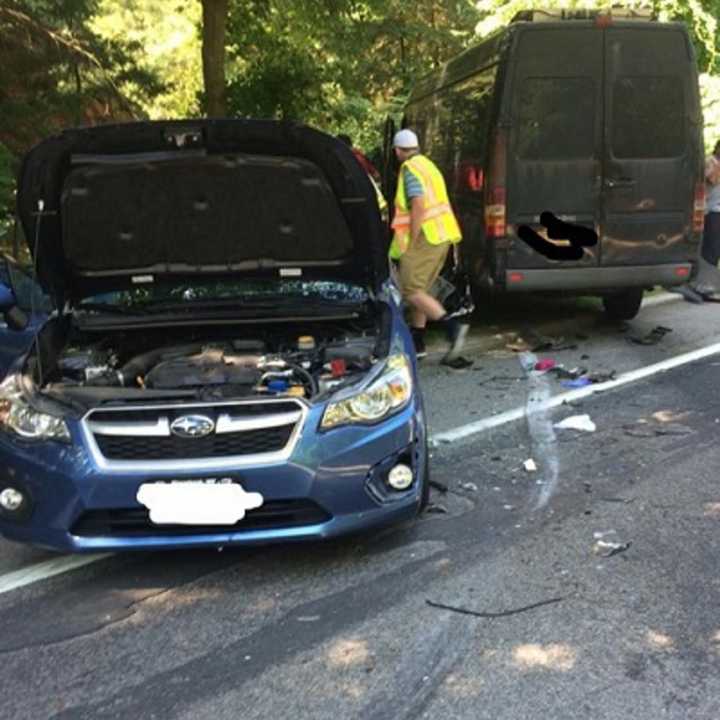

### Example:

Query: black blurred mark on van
xmin=398 ymin=9 xmax=704 ymax=320
xmin=518 ymin=211 xmax=599 ymax=261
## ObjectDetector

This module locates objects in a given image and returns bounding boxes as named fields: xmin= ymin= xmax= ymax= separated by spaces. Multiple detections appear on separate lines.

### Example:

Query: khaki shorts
xmin=398 ymin=235 xmax=450 ymax=299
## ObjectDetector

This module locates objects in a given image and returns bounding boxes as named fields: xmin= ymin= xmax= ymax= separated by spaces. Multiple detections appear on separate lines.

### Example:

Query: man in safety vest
xmin=390 ymin=128 xmax=468 ymax=361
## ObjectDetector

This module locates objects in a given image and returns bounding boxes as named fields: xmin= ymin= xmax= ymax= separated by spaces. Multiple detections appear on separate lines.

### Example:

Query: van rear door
xmin=507 ymin=27 xmax=602 ymax=270
xmin=601 ymin=26 xmax=698 ymax=267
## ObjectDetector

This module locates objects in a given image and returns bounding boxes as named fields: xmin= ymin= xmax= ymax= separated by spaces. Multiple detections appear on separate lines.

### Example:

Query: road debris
xmin=534 ymin=358 xmax=556 ymax=371
xmin=561 ymin=377 xmax=592 ymax=389
xmin=459 ymin=481 xmax=478 ymax=492
xmin=441 ymin=356 xmax=474 ymax=370
xmin=587 ymin=370 xmax=617 ymax=383
xmin=429 ymin=479 xmax=449 ymax=494
xmin=592 ymin=540 xmax=631 ymax=557
xmin=426 ymin=503 xmax=448 ymax=515
xmin=628 ymin=325 xmax=672 ymax=345
xmin=506 ymin=339 xmax=530 ymax=352
xmin=531 ymin=336 xmax=578 ymax=352
xmin=426 ymin=596 xmax=565 ymax=619
xmin=554 ymin=414 xmax=596 ymax=432
xmin=523 ymin=458 xmax=538 ymax=472
xmin=623 ymin=421 xmax=693 ymax=437
xmin=549 ymin=365 xmax=587 ymax=380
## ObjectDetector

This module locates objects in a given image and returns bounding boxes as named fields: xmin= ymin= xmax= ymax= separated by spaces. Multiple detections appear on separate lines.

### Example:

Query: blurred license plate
xmin=137 ymin=480 xmax=264 ymax=526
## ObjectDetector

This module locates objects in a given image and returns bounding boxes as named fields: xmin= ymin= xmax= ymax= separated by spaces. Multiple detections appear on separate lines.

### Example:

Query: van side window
xmin=515 ymin=77 xmax=595 ymax=160
xmin=611 ymin=77 xmax=684 ymax=159
xmin=405 ymin=65 xmax=497 ymax=196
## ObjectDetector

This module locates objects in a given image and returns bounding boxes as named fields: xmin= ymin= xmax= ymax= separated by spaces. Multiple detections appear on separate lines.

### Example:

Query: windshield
xmin=77 ymin=279 xmax=368 ymax=311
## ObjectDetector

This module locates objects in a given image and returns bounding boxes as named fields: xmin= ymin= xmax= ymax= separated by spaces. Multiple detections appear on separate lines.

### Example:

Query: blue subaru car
xmin=0 ymin=120 xmax=428 ymax=552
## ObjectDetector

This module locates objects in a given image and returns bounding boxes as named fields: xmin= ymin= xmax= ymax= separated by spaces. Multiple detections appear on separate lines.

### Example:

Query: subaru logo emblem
xmin=170 ymin=415 xmax=215 ymax=439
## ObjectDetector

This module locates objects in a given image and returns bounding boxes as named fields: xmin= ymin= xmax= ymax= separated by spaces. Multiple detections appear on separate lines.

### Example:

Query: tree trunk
xmin=201 ymin=0 xmax=229 ymax=117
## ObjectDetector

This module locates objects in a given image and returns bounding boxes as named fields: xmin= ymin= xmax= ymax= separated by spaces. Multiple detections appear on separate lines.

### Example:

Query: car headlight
xmin=0 ymin=376 xmax=70 ymax=442
xmin=321 ymin=354 xmax=413 ymax=429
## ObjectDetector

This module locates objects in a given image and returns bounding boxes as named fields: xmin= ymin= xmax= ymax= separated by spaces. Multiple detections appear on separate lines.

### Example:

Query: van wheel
xmin=602 ymin=289 xmax=643 ymax=320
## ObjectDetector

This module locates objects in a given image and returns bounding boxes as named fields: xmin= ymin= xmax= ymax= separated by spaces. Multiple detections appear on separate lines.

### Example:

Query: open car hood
xmin=17 ymin=120 xmax=389 ymax=305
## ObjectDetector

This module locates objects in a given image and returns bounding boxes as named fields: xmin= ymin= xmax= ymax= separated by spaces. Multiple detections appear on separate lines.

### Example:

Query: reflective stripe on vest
xmin=390 ymin=155 xmax=461 ymax=259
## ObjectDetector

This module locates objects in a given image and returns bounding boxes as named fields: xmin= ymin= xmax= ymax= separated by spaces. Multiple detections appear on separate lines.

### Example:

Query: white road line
xmin=0 ymin=554 xmax=111 ymax=595
xmin=642 ymin=291 xmax=682 ymax=308
xmin=432 ymin=339 xmax=720 ymax=445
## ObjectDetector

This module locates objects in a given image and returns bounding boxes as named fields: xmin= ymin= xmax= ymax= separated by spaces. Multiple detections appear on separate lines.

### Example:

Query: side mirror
xmin=0 ymin=282 xmax=28 ymax=331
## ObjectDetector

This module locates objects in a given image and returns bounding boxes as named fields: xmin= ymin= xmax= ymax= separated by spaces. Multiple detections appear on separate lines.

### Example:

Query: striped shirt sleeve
xmin=403 ymin=167 xmax=424 ymax=200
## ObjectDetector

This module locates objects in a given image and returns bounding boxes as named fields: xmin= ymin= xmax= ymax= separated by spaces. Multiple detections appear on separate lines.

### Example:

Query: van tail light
xmin=485 ymin=129 xmax=507 ymax=238
xmin=693 ymin=182 xmax=706 ymax=234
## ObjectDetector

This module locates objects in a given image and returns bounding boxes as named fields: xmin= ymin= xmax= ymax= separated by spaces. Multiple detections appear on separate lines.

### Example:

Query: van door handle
xmin=605 ymin=177 xmax=636 ymax=189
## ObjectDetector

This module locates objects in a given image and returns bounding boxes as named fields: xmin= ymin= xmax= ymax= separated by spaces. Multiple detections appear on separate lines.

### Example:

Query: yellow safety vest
xmin=389 ymin=154 xmax=461 ymax=259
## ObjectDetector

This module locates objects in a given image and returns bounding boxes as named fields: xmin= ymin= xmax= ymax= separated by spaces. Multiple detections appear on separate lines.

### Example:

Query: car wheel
xmin=602 ymin=288 xmax=643 ymax=320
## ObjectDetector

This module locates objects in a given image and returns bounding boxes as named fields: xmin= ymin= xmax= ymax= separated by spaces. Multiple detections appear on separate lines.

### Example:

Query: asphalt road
xmin=2 ymin=292 xmax=720 ymax=720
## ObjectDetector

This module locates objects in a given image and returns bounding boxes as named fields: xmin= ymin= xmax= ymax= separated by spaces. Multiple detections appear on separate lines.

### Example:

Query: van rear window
xmin=515 ymin=78 xmax=595 ymax=160
xmin=611 ymin=77 xmax=684 ymax=159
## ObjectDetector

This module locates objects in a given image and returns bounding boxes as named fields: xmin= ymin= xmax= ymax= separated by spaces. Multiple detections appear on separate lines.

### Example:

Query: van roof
xmin=406 ymin=19 xmax=690 ymax=105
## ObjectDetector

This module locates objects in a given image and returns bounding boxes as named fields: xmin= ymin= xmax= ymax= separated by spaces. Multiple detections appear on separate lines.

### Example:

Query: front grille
xmin=94 ymin=424 xmax=293 ymax=460
xmin=71 ymin=499 xmax=331 ymax=536
xmin=83 ymin=399 xmax=305 ymax=464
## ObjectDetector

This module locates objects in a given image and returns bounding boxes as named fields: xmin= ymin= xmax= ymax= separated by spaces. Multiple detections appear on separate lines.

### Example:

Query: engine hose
xmin=118 ymin=343 xmax=205 ymax=387
xmin=288 ymin=363 xmax=318 ymax=397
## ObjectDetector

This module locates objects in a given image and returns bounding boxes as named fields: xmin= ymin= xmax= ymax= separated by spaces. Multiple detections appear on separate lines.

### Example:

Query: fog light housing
xmin=387 ymin=464 xmax=414 ymax=491
xmin=0 ymin=487 xmax=25 ymax=512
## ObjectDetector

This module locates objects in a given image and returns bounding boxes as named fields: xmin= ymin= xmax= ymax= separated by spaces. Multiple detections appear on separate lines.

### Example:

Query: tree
xmin=0 ymin=0 xmax=161 ymax=249
xmin=201 ymin=0 xmax=229 ymax=117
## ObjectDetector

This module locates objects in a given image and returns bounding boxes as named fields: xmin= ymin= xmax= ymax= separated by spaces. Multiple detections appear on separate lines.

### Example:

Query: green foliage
xmin=90 ymin=0 xmax=203 ymax=118
xmin=0 ymin=143 xmax=16 ymax=252
xmin=222 ymin=0 xmax=482 ymax=151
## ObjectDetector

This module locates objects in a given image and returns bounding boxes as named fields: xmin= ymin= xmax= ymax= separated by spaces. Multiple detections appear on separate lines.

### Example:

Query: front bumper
xmin=0 ymin=401 xmax=426 ymax=552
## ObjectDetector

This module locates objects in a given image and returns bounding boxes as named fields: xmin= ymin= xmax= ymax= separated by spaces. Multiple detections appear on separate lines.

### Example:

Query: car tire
xmin=602 ymin=288 xmax=643 ymax=320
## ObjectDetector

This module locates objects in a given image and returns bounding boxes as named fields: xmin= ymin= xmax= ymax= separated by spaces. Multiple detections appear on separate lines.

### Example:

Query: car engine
xmin=55 ymin=331 xmax=378 ymax=401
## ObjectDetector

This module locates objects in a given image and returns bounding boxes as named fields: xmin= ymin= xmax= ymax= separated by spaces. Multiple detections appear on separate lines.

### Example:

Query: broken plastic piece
xmin=628 ymin=326 xmax=672 ymax=345
xmin=523 ymin=458 xmax=537 ymax=472
xmin=623 ymin=421 xmax=692 ymax=437
xmin=534 ymin=358 xmax=556 ymax=371
xmin=554 ymin=414 xmax=596 ymax=432
xmin=587 ymin=370 xmax=616 ymax=383
xmin=561 ymin=377 xmax=592 ymax=389
xmin=592 ymin=540 xmax=630 ymax=557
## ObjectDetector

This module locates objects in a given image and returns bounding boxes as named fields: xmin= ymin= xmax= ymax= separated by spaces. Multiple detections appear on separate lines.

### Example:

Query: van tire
xmin=602 ymin=289 xmax=643 ymax=320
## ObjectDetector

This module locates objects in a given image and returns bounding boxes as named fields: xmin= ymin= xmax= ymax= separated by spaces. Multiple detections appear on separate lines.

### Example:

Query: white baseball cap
xmin=392 ymin=129 xmax=419 ymax=149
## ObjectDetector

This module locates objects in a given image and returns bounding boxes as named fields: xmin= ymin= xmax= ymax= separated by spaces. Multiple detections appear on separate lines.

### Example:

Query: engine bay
xmin=49 ymin=321 xmax=382 ymax=402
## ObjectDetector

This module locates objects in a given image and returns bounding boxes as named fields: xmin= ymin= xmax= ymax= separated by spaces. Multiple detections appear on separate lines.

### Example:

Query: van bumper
xmin=504 ymin=263 xmax=692 ymax=292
